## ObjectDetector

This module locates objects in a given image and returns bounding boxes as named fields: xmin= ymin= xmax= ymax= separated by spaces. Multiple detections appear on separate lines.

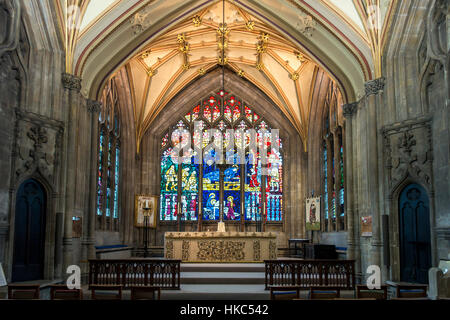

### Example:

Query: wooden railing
xmin=88 ymin=259 xmax=181 ymax=289
xmin=265 ymin=259 xmax=355 ymax=290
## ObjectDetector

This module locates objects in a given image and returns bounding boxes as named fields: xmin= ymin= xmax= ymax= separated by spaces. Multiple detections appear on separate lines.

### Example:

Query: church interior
xmin=0 ymin=0 xmax=449 ymax=302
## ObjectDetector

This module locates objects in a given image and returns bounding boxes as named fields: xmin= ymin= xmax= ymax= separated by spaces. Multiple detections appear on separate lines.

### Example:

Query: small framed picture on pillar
xmin=361 ymin=216 xmax=373 ymax=237
xmin=135 ymin=195 xmax=158 ymax=228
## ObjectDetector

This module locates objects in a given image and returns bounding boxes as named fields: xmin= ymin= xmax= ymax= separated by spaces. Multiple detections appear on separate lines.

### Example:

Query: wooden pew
xmin=269 ymin=286 xmax=302 ymax=300
xmin=130 ymin=286 xmax=161 ymax=300
xmin=309 ymin=286 xmax=341 ymax=300
xmin=90 ymin=285 xmax=123 ymax=300
xmin=50 ymin=284 xmax=83 ymax=300
xmin=8 ymin=284 xmax=40 ymax=300
xmin=356 ymin=285 xmax=388 ymax=300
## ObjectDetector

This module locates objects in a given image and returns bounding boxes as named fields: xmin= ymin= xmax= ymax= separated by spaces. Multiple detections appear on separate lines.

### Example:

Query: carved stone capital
xmin=365 ymin=77 xmax=385 ymax=96
xmin=86 ymin=99 xmax=102 ymax=113
xmin=62 ymin=73 xmax=82 ymax=92
xmin=342 ymin=102 xmax=358 ymax=118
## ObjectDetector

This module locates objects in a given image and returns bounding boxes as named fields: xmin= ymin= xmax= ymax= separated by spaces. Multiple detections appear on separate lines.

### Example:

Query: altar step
xmin=163 ymin=263 xmax=268 ymax=299
xmin=180 ymin=263 xmax=265 ymax=285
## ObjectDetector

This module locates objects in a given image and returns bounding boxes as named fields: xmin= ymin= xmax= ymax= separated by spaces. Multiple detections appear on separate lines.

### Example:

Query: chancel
xmin=0 ymin=0 xmax=449 ymax=303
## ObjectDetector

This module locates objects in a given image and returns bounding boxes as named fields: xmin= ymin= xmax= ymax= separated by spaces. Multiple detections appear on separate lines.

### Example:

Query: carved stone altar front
xmin=164 ymin=232 xmax=277 ymax=262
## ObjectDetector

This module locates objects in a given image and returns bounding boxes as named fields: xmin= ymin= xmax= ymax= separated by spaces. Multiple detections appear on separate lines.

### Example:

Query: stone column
xmin=343 ymin=103 xmax=358 ymax=270
xmin=325 ymin=137 xmax=333 ymax=231
xmin=80 ymin=99 xmax=101 ymax=280
xmin=364 ymin=78 xmax=385 ymax=273
xmin=61 ymin=73 xmax=82 ymax=277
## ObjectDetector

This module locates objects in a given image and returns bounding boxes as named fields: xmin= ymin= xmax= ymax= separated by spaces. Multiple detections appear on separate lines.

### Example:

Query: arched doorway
xmin=399 ymin=183 xmax=431 ymax=284
xmin=12 ymin=179 xmax=47 ymax=282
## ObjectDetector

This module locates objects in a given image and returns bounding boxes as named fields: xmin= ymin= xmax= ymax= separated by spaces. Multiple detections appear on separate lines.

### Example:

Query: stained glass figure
xmin=181 ymin=156 xmax=199 ymax=221
xmin=202 ymin=149 xmax=220 ymax=221
xmin=160 ymin=148 xmax=178 ymax=221
xmin=113 ymin=145 xmax=120 ymax=218
xmin=265 ymin=148 xmax=283 ymax=221
xmin=96 ymin=129 xmax=105 ymax=216
xmin=245 ymin=150 xmax=261 ymax=221
xmin=224 ymin=164 xmax=241 ymax=220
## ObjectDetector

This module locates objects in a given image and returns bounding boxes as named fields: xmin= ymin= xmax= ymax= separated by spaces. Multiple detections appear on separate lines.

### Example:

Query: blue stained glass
xmin=202 ymin=151 xmax=220 ymax=220
xmin=245 ymin=151 xmax=261 ymax=221
xmin=224 ymin=164 xmax=240 ymax=220
xmin=96 ymin=131 xmax=104 ymax=216
xmin=106 ymin=140 xmax=112 ymax=217
xmin=181 ymin=158 xmax=199 ymax=221
xmin=113 ymin=146 xmax=120 ymax=219
xmin=266 ymin=149 xmax=283 ymax=221
xmin=160 ymin=148 xmax=178 ymax=221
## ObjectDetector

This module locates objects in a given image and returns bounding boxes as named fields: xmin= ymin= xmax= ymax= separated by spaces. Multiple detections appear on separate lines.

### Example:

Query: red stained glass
xmin=213 ymin=104 xmax=220 ymax=122
xmin=224 ymin=104 xmax=232 ymax=122
xmin=203 ymin=104 xmax=212 ymax=122
xmin=245 ymin=106 xmax=252 ymax=122
xmin=233 ymin=105 xmax=241 ymax=122
xmin=161 ymin=132 xmax=169 ymax=148
xmin=192 ymin=105 xmax=200 ymax=121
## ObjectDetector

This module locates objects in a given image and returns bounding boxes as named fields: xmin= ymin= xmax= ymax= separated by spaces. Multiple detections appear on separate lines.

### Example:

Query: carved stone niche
xmin=382 ymin=117 xmax=433 ymax=191
xmin=14 ymin=111 xmax=64 ymax=184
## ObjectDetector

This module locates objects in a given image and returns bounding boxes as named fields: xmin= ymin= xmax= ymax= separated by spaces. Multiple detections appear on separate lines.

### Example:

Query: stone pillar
xmin=0 ymin=224 xmax=8 ymax=265
xmin=343 ymin=103 xmax=359 ymax=273
xmin=80 ymin=99 xmax=101 ymax=280
xmin=364 ymin=77 xmax=385 ymax=274
xmin=61 ymin=73 xmax=82 ymax=277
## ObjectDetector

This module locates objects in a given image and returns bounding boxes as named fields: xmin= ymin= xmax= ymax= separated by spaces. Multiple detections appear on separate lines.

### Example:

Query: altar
xmin=164 ymin=232 xmax=278 ymax=262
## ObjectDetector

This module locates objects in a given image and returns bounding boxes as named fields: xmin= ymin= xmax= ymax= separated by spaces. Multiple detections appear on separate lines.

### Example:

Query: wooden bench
xmin=130 ymin=285 xmax=161 ymax=300
xmin=269 ymin=286 xmax=302 ymax=300
xmin=386 ymin=281 xmax=428 ymax=299
xmin=49 ymin=284 xmax=83 ymax=300
xmin=356 ymin=285 xmax=388 ymax=300
xmin=309 ymin=286 xmax=341 ymax=299
xmin=7 ymin=284 xmax=40 ymax=300
xmin=90 ymin=285 xmax=123 ymax=300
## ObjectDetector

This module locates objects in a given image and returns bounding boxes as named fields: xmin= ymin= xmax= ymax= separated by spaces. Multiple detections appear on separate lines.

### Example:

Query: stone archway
xmin=132 ymin=67 xmax=306 ymax=247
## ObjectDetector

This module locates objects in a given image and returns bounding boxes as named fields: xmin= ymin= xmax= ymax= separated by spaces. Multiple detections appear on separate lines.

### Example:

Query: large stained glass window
xmin=159 ymin=91 xmax=283 ymax=224
xmin=96 ymin=79 xmax=121 ymax=231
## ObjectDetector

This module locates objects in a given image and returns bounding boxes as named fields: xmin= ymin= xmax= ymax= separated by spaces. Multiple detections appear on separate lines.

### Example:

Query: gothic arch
xmin=133 ymin=67 xmax=305 ymax=245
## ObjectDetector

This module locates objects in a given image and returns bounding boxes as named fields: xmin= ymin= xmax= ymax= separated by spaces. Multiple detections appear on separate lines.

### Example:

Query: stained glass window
xmin=159 ymin=91 xmax=283 ymax=224
xmin=96 ymin=79 xmax=121 ymax=229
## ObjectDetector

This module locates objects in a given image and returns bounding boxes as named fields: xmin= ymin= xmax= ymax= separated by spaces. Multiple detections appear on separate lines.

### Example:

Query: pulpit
xmin=164 ymin=231 xmax=277 ymax=262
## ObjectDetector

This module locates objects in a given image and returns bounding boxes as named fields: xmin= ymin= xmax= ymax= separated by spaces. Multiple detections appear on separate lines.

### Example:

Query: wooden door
xmin=399 ymin=183 xmax=431 ymax=284
xmin=12 ymin=179 xmax=46 ymax=282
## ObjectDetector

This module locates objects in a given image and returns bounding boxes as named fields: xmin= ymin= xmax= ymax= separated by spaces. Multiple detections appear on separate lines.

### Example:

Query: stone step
xmin=180 ymin=271 xmax=265 ymax=284
xmin=180 ymin=263 xmax=265 ymax=273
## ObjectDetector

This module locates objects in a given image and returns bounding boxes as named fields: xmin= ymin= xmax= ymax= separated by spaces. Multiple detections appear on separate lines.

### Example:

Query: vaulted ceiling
xmin=56 ymin=0 xmax=398 ymax=152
